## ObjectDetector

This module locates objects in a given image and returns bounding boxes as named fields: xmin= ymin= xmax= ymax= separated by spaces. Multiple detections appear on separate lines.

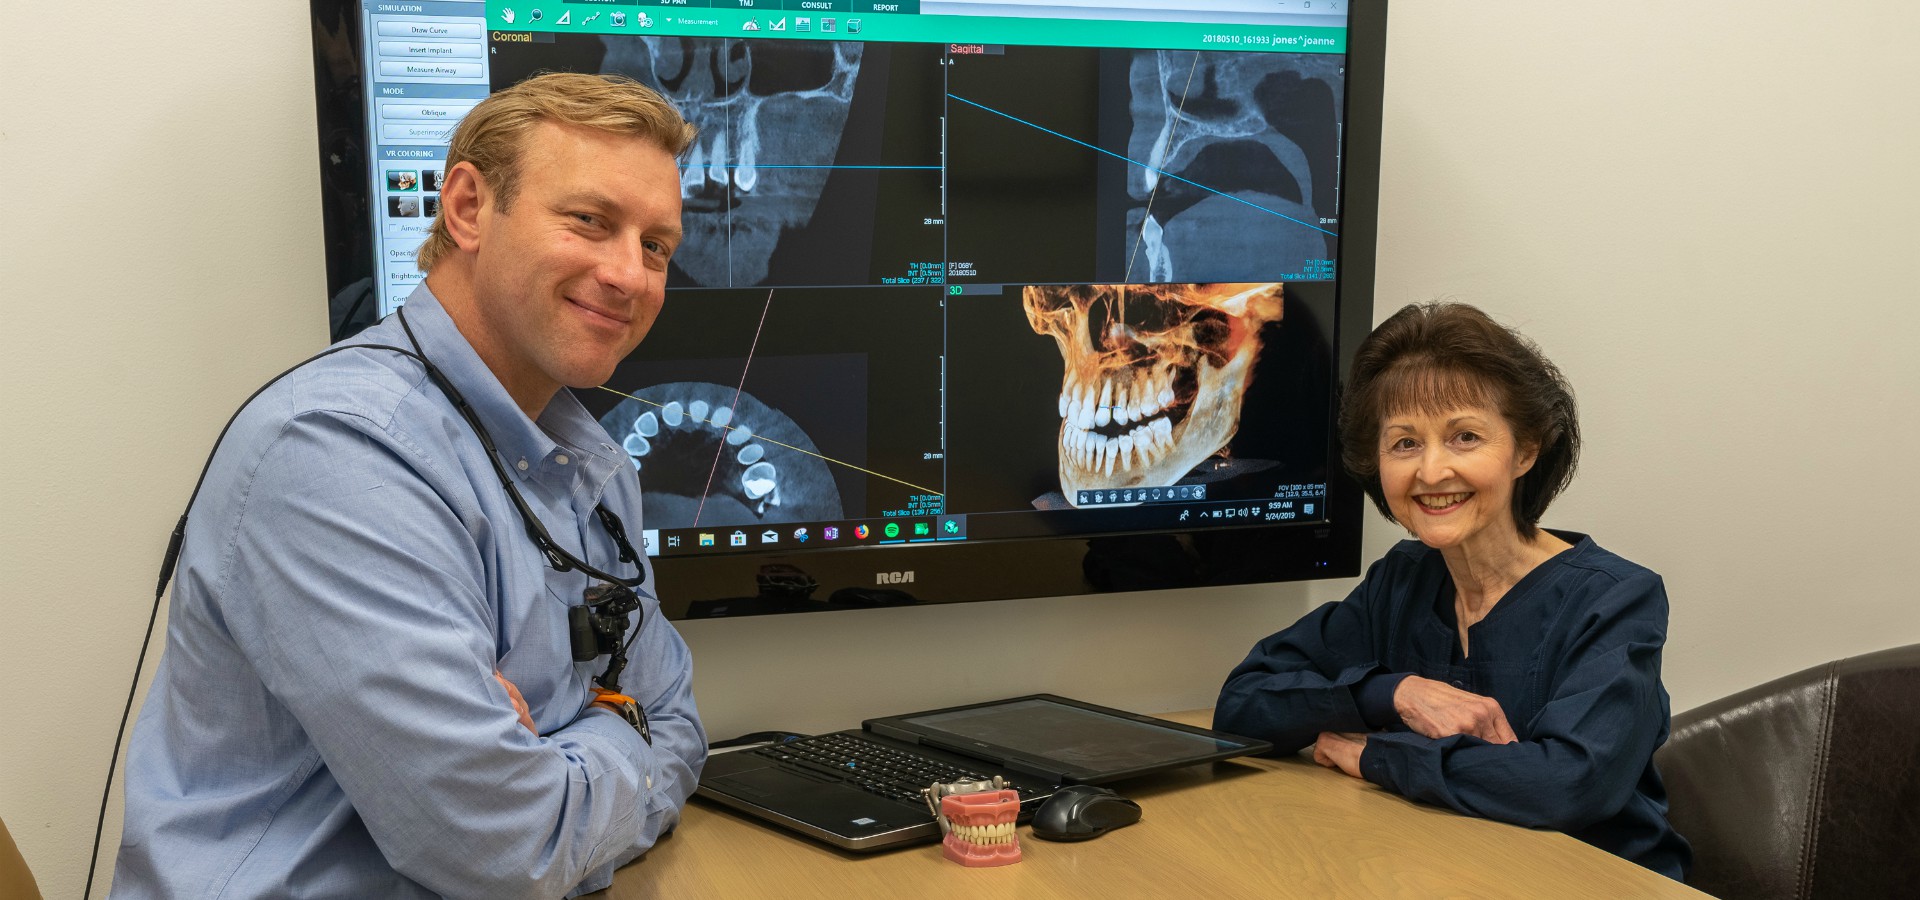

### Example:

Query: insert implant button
xmin=377 ymin=41 xmax=485 ymax=59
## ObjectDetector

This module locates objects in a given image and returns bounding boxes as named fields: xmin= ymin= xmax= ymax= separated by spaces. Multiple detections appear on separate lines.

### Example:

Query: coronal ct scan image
xmin=1023 ymin=282 xmax=1287 ymax=506
xmin=1122 ymin=50 xmax=1342 ymax=282
xmin=600 ymin=36 xmax=865 ymax=287
xmin=598 ymin=381 xmax=846 ymax=529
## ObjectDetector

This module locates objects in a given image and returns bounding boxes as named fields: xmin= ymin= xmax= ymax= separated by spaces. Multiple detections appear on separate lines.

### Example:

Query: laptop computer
xmin=694 ymin=694 xmax=1272 ymax=851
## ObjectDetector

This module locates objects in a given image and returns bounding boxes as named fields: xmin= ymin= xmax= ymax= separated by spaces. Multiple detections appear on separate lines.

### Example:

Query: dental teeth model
xmin=937 ymin=790 xmax=1023 ymax=868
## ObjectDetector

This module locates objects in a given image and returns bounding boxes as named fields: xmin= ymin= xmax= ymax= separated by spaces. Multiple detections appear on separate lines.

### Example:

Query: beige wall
xmin=3 ymin=1 xmax=1915 ymax=895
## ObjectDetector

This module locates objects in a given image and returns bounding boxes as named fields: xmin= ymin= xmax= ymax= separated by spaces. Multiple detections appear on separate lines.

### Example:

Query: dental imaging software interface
xmin=357 ymin=0 xmax=1353 ymax=559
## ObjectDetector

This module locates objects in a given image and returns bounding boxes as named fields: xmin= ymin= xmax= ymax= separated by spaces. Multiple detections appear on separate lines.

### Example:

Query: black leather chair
xmin=1654 ymin=643 xmax=1920 ymax=899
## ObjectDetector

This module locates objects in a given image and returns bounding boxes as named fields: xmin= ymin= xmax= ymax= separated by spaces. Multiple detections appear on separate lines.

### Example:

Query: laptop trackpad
xmin=709 ymin=765 xmax=843 ymax=799
xmin=708 ymin=766 xmax=929 ymax=835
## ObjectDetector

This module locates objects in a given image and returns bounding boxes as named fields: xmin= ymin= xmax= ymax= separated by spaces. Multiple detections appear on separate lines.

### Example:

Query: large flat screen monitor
xmin=311 ymin=0 xmax=1386 ymax=619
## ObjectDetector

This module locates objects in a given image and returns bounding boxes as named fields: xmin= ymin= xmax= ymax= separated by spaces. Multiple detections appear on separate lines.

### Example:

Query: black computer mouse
xmin=1028 ymin=784 xmax=1142 ymax=841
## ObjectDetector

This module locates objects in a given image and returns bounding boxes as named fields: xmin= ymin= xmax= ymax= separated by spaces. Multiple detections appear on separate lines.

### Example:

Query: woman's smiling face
xmin=1377 ymin=402 xmax=1538 ymax=554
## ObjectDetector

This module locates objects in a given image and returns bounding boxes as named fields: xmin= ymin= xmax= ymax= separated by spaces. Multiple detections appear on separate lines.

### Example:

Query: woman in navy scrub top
xmin=1215 ymin=302 xmax=1691 ymax=880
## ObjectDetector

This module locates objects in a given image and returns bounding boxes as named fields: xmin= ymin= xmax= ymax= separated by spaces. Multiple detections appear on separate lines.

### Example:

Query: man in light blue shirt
xmin=113 ymin=73 xmax=706 ymax=898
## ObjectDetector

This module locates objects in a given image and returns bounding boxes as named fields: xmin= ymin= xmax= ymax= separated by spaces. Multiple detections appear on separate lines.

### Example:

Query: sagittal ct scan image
xmin=1122 ymin=50 xmax=1343 ymax=283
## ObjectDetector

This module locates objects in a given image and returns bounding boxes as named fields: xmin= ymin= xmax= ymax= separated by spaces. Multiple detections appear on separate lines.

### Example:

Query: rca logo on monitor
xmin=875 ymin=571 xmax=915 ymax=585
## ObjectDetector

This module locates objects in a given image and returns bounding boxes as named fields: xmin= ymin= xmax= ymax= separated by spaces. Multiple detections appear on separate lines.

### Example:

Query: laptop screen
xmin=897 ymin=697 xmax=1249 ymax=773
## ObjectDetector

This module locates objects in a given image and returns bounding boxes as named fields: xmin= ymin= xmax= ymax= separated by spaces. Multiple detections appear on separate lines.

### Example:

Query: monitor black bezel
xmin=307 ymin=0 xmax=1387 ymax=620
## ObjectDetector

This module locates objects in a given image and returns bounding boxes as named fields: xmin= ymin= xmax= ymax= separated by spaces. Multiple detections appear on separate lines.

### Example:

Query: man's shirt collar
xmin=393 ymin=284 xmax=623 ymax=490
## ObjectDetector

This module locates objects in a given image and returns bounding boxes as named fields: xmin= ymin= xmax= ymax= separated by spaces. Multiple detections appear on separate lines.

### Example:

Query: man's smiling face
xmin=459 ymin=121 xmax=685 ymax=413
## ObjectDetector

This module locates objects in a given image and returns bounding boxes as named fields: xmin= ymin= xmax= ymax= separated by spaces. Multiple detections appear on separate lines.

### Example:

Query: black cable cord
xmin=88 ymin=321 xmax=646 ymax=896
xmin=395 ymin=310 xmax=644 ymax=589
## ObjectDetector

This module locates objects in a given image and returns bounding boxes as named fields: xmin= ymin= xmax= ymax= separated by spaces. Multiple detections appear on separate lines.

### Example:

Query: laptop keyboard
xmin=751 ymin=732 xmax=1041 ymax=809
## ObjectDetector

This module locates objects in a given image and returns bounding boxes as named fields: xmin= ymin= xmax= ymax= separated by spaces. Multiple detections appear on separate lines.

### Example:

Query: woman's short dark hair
xmin=1338 ymin=302 xmax=1579 ymax=538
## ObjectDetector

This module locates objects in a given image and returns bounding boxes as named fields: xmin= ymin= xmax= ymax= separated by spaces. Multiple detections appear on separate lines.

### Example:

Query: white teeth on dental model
xmin=951 ymin=822 xmax=1016 ymax=844
xmin=1102 ymin=440 xmax=1116 ymax=477
xmin=1095 ymin=381 xmax=1114 ymax=428
xmin=1114 ymin=384 xmax=1131 ymax=425
xmin=737 ymin=443 xmax=764 ymax=465
xmin=662 ymin=401 xmax=685 ymax=428
xmin=726 ymin=424 xmax=753 ymax=446
xmin=1153 ymin=417 xmax=1173 ymax=442
xmin=681 ymin=143 xmax=704 ymax=195
xmin=689 ymin=400 xmax=710 ymax=426
xmin=1058 ymin=390 xmax=1069 ymax=419
xmin=1118 ymin=434 xmax=1135 ymax=472
xmin=1065 ymin=387 xmax=1081 ymax=425
xmin=708 ymin=129 xmax=728 ymax=187
xmin=636 ymin=411 xmax=659 ymax=438
xmin=623 ymin=433 xmax=650 ymax=457
xmin=742 ymin=462 xmax=776 ymax=500
xmin=1158 ymin=386 xmax=1175 ymax=409
xmin=1079 ymin=385 xmax=1098 ymax=430
xmin=709 ymin=405 xmax=733 ymax=428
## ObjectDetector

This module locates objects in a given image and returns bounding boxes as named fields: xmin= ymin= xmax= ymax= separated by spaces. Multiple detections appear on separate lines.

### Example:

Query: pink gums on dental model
xmin=939 ymin=790 xmax=1023 ymax=867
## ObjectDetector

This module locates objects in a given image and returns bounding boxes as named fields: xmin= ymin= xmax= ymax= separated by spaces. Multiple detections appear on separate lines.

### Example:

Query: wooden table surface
xmin=592 ymin=709 xmax=1706 ymax=899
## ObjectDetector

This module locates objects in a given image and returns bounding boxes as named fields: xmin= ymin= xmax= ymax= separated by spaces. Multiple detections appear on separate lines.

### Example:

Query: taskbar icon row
xmin=640 ymin=515 xmax=966 ymax=557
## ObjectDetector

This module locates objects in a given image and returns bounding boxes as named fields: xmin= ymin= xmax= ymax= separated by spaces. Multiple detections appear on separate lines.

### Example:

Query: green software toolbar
xmin=484 ymin=2 xmax=1347 ymax=53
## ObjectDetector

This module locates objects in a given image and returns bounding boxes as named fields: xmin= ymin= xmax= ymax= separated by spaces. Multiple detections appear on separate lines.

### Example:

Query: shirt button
xmin=555 ymin=454 xmax=570 ymax=466
xmin=1451 ymin=680 xmax=1464 ymax=688
xmin=516 ymin=459 xmax=529 ymax=471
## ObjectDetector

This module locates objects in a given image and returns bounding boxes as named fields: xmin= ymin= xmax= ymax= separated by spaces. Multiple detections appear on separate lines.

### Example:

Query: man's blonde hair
xmin=415 ymin=72 xmax=694 ymax=272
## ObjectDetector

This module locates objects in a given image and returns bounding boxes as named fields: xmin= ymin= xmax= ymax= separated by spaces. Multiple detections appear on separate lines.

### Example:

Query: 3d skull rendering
xmin=1124 ymin=50 xmax=1341 ymax=282
xmin=1025 ymin=283 xmax=1284 ymax=505
xmin=601 ymin=36 xmax=864 ymax=286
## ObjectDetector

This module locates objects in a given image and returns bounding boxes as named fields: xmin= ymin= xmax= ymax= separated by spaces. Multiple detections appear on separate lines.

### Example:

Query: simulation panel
xmin=351 ymin=1 xmax=493 ymax=314
xmin=376 ymin=1 xmax=1354 ymax=557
